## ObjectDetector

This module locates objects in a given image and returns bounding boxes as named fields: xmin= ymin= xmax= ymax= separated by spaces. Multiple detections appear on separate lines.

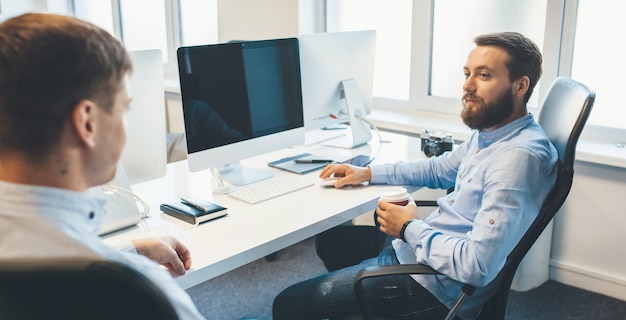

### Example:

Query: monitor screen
xmin=299 ymin=30 xmax=376 ymax=131
xmin=178 ymin=38 xmax=305 ymax=185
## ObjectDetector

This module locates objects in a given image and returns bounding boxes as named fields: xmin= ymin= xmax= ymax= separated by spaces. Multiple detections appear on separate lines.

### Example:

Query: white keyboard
xmin=228 ymin=175 xmax=314 ymax=204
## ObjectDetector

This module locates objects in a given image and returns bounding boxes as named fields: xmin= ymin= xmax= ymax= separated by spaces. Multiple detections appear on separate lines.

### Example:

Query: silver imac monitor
xmin=121 ymin=49 xmax=168 ymax=185
xmin=92 ymin=49 xmax=167 ymax=235
xmin=299 ymin=30 xmax=376 ymax=148
xmin=177 ymin=38 xmax=305 ymax=186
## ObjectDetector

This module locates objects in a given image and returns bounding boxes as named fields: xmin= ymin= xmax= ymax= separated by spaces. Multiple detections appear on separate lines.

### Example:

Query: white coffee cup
xmin=380 ymin=188 xmax=410 ymax=206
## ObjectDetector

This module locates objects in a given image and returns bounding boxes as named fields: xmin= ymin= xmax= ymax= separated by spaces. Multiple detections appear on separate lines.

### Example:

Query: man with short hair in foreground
xmin=0 ymin=13 xmax=204 ymax=319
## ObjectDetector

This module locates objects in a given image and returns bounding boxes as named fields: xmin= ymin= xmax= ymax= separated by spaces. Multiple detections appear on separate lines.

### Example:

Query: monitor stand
xmin=216 ymin=162 xmax=274 ymax=186
xmin=321 ymin=79 xmax=372 ymax=149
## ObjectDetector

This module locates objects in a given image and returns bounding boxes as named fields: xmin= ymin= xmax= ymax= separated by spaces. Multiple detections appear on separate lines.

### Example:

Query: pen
xmin=181 ymin=196 xmax=213 ymax=212
xmin=294 ymin=159 xmax=333 ymax=164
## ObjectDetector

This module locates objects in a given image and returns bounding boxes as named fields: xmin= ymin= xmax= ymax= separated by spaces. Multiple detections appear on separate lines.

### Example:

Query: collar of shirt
xmin=476 ymin=113 xmax=534 ymax=150
xmin=0 ymin=180 xmax=107 ymax=234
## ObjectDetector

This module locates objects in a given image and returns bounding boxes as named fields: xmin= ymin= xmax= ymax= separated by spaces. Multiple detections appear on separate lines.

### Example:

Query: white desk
xmin=103 ymin=130 xmax=425 ymax=289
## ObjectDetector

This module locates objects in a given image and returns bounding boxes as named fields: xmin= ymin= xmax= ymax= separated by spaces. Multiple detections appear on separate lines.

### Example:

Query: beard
xmin=461 ymin=89 xmax=515 ymax=130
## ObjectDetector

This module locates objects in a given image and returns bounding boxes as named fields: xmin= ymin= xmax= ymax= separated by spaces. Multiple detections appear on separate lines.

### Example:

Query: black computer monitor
xmin=177 ymin=38 xmax=305 ymax=185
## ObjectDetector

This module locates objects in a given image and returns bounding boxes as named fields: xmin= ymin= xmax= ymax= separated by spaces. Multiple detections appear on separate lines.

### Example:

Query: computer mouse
xmin=319 ymin=177 xmax=340 ymax=188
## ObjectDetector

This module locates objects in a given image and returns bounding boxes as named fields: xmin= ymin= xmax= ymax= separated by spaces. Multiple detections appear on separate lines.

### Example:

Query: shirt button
xmin=476 ymin=149 xmax=480 ymax=154
xmin=438 ymin=208 xmax=442 ymax=213
xmin=89 ymin=211 xmax=95 ymax=219
xmin=450 ymin=198 xmax=455 ymax=203
xmin=489 ymin=218 xmax=495 ymax=225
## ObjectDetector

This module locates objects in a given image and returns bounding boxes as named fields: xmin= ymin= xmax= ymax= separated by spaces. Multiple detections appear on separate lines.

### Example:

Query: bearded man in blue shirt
xmin=273 ymin=32 xmax=558 ymax=320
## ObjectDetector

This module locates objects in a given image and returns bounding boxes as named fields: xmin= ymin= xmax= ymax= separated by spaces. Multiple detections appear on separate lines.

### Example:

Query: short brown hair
xmin=0 ymin=13 xmax=132 ymax=158
xmin=474 ymin=32 xmax=542 ymax=103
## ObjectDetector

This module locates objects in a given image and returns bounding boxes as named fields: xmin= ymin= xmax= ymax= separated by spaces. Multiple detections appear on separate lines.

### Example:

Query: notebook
xmin=267 ymin=153 xmax=334 ymax=174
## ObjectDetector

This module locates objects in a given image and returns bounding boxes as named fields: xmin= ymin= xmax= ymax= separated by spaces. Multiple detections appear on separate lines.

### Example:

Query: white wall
xmin=217 ymin=0 xmax=299 ymax=42
xmin=550 ymin=161 xmax=626 ymax=300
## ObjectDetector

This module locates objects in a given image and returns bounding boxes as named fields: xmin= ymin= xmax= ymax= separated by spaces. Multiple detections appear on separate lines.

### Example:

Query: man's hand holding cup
xmin=375 ymin=188 xmax=418 ymax=240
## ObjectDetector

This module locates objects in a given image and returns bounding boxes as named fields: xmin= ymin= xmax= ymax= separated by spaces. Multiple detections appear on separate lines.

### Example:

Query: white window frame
xmin=370 ymin=1 xmax=564 ymax=119
xmin=325 ymin=0 xmax=625 ymax=167
xmin=163 ymin=0 xmax=181 ymax=76
xmin=58 ymin=0 xmax=625 ymax=153
xmin=69 ymin=0 xmax=181 ymax=76
xmin=555 ymin=0 xmax=617 ymax=143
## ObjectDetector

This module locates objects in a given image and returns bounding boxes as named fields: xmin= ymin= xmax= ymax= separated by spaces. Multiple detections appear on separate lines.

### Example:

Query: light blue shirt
xmin=0 ymin=181 xmax=204 ymax=320
xmin=370 ymin=114 xmax=558 ymax=319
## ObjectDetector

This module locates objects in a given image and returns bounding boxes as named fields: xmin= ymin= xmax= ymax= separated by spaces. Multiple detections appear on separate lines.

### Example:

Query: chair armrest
xmin=354 ymin=264 xmax=441 ymax=320
xmin=354 ymin=189 xmax=458 ymax=319
xmin=415 ymin=200 xmax=438 ymax=207
xmin=354 ymin=264 xmax=476 ymax=320
xmin=413 ymin=186 xmax=453 ymax=207
xmin=356 ymin=264 xmax=441 ymax=282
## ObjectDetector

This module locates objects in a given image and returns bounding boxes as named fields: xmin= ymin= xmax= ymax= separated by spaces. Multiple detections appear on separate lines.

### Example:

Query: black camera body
xmin=420 ymin=129 xmax=453 ymax=157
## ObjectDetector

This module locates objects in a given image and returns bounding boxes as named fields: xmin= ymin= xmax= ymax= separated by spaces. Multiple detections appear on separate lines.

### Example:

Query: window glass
xmin=73 ymin=0 xmax=115 ymax=35
xmin=0 ymin=1 xmax=46 ymax=17
xmin=46 ymin=0 xmax=73 ymax=15
xmin=430 ymin=0 xmax=547 ymax=108
xmin=119 ymin=0 xmax=168 ymax=61
xmin=179 ymin=0 xmax=218 ymax=46
xmin=326 ymin=0 xmax=412 ymax=101
xmin=571 ymin=1 xmax=626 ymax=129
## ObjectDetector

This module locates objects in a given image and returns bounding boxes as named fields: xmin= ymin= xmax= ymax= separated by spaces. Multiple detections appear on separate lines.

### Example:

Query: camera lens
xmin=423 ymin=141 xmax=441 ymax=158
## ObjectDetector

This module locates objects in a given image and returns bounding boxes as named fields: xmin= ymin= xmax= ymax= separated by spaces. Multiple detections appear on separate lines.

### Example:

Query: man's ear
xmin=71 ymin=100 xmax=97 ymax=148
xmin=514 ymin=76 xmax=530 ymax=98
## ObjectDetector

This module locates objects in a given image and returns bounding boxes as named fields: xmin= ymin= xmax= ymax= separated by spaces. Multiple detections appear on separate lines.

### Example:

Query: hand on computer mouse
xmin=319 ymin=177 xmax=340 ymax=188
xmin=319 ymin=163 xmax=371 ymax=188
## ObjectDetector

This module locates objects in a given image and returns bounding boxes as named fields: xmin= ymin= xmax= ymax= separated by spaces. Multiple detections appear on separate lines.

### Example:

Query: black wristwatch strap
xmin=400 ymin=219 xmax=414 ymax=242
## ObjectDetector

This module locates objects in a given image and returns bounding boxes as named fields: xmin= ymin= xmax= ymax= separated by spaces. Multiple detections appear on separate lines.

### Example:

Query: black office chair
xmin=0 ymin=259 xmax=179 ymax=320
xmin=353 ymin=76 xmax=595 ymax=320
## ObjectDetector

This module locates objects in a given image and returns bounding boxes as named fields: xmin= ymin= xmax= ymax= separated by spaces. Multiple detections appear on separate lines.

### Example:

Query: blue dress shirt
xmin=0 ymin=181 xmax=204 ymax=320
xmin=370 ymin=114 xmax=558 ymax=319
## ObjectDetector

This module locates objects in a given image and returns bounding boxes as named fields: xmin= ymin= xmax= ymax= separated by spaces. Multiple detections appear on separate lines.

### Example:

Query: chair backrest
xmin=0 ymin=259 xmax=179 ymax=320
xmin=477 ymin=77 xmax=595 ymax=319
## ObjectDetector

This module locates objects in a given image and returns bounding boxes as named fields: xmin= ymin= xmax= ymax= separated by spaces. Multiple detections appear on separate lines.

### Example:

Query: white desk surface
xmin=103 ymin=130 xmax=425 ymax=289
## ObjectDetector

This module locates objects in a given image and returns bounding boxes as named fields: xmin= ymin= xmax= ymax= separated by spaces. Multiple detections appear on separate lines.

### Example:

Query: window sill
xmin=162 ymin=78 xmax=626 ymax=170
xmin=368 ymin=109 xmax=472 ymax=142
xmin=575 ymin=140 xmax=626 ymax=169
xmin=368 ymin=109 xmax=626 ymax=170
xmin=164 ymin=76 xmax=181 ymax=95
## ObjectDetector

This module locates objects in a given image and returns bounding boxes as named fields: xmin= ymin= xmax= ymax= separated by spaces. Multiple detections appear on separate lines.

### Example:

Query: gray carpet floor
xmin=187 ymin=237 xmax=626 ymax=320
xmin=187 ymin=237 xmax=326 ymax=320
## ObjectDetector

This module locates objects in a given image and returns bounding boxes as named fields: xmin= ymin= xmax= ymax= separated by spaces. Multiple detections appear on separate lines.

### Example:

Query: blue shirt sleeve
xmin=371 ymin=115 xmax=558 ymax=291
xmin=369 ymin=138 xmax=470 ymax=189
xmin=403 ymin=146 xmax=555 ymax=286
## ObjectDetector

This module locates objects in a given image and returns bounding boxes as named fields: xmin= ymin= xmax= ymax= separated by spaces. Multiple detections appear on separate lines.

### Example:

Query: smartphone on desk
xmin=342 ymin=155 xmax=373 ymax=167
